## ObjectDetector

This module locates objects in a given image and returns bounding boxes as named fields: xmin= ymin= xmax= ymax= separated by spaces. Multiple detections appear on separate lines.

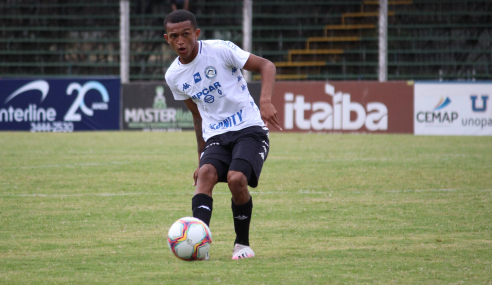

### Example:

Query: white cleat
xmin=232 ymin=244 xmax=255 ymax=260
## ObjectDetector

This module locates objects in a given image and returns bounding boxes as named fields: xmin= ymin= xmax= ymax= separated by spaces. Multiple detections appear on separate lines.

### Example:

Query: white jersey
xmin=165 ymin=40 xmax=265 ymax=141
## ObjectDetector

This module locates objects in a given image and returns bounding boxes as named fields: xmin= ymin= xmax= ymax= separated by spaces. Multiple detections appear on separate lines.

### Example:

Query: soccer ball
xmin=167 ymin=217 xmax=212 ymax=261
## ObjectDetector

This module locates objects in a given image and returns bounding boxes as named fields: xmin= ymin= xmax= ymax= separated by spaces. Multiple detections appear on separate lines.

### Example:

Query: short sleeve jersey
xmin=165 ymin=40 xmax=265 ymax=142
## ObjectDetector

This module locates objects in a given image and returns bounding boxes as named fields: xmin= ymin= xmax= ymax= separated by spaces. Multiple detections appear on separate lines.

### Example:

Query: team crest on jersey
xmin=204 ymin=95 xmax=215 ymax=103
xmin=204 ymin=66 xmax=217 ymax=79
xmin=193 ymin=72 xmax=202 ymax=83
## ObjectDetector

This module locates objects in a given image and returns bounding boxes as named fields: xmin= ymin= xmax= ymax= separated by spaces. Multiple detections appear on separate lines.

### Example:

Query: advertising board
xmin=121 ymin=82 xmax=262 ymax=132
xmin=271 ymin=81 xmax=414 ymax=134
xmin=0 ymin=78 xmax=120 ymax=132
xmin=414 ymin=82 xmax=492 ymax=135
xmin=122 ymin=82 xmax=193 ymax=131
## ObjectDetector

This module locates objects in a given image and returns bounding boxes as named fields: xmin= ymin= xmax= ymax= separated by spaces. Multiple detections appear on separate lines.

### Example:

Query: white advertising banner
xmin=414 ymin=82 xmax=492 ymax=135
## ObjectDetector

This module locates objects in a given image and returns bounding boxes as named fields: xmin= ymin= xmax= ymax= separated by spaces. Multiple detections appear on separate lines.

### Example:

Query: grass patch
xmin=0 ymin=132 xmax=491 ymax=284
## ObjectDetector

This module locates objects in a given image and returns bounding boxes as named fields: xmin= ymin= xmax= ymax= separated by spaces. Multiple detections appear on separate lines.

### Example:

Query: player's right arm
xmin=184 ymin=98 xmax=205 ymax=186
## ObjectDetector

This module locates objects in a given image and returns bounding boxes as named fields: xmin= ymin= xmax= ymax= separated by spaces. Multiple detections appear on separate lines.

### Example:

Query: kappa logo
xmin=234 ymin=215 xmax=248 ymax=220
xmin=183 ymin=83 xmax=191 ymax=91
xmin=232 ymin=67 xmax=238 ymax=74
xmin=193 ymin=72 xmax=202 ymax=83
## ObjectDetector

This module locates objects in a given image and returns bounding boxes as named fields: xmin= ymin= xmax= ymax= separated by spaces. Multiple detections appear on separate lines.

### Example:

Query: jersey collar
xmin=177 ymin=40 xmax=203 ymax=66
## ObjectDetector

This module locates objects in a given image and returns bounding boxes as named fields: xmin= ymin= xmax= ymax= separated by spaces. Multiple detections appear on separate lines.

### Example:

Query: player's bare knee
xmin=227 ymin=171 xmax=248 ymax=191
xmin=198 ymin=164 xmax=218 ymax=183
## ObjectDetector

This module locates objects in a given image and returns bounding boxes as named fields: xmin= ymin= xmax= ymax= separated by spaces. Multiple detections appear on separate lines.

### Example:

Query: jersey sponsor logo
xmin=204 ymin=66 xmax=217 ymax=79
xmin=215 ymin=40 xmax=238 ymax=51
xmin=193 ymin=72 xmax=202 ymax=83
xmin=182 ymin=83 xmax=191 ymax=91
xmin=209 ymin=109 xmax=243 ymax=130
xmin=204 ymin=95 xmax=214 ymax=103
xmin=191 ymin=82 xmax=222 ymax=100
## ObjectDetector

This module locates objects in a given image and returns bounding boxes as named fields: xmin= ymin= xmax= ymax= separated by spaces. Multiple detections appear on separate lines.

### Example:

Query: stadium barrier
xmin=271 ymin=81 xmax=414 ymax=134
xmin=414 ymin=82 xmax=492 ymax=136
xmin=121 ymin=82 xmax=192 ymax=131
xmin=121 ymin=82 xmax=262 ymax=132
xmin=0 ymin=78 xmax=120 ymax=132
xmin=2 ymin=79 xmax=491 ymax=135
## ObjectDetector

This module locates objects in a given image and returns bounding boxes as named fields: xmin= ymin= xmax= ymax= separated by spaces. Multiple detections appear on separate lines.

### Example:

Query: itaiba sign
xmin=0 ymin=78 xmax=120 ymax=131
xmin=271 ymin=81 xmax=414 ymax=134
xmin=122 ymin=83 xmax=193 ymax=131
xmin=414 ymin=82 xmax=492 ymax=135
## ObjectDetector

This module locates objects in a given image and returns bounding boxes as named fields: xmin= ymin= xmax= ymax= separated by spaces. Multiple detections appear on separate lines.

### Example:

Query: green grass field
xmin=1 ymin=132 xmax=491 ymax=284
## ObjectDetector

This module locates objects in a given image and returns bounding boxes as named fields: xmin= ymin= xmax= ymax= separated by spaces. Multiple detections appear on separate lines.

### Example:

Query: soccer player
xmin=164 ymin=10 xmax=281 ymax=260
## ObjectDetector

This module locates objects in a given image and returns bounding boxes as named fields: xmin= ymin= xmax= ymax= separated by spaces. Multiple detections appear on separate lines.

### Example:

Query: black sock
xmin=231 ymin=196 xmax=253 ymax=246
xmin=192 ymin=194 xmax=213 ymax=227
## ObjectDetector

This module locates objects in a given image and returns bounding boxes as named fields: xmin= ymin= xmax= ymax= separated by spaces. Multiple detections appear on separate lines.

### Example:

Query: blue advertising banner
xmin=0 ymin=78 xmax=120 ymax=132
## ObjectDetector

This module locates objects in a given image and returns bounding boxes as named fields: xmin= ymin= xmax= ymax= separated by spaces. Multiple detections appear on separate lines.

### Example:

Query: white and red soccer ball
xmin=167 ymin=217 xmax=212 ymax=261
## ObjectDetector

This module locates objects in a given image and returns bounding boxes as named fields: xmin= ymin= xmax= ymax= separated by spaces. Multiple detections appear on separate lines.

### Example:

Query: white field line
xmin=16 ymin=161 xmax=130 ymax=169
xmin=0 ymin=193 xmax=158 ymax=197
xmin=385 ymin=189 xmax=457 ymax=193
xmin=0 ymin=191 xmax=316 ymax=197
xmin=269 ymin=154 xmax=485 ymax=162
xmin=1 ymin=189 xmax=490 ymax=197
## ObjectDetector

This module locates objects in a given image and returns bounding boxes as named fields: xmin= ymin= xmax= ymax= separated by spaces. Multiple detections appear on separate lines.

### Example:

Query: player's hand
xmin=260 ymin=102 xmax=282 ymax=131
xmin=193 ymin=166 xmax=200 ymax=186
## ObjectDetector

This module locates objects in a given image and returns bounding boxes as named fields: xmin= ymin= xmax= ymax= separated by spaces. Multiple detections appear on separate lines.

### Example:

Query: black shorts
xmin=199 ymin=126 xmax=270 ymax=188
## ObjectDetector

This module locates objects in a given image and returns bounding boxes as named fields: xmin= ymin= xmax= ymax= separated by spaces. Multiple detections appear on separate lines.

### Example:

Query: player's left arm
xmin=243 ymin=54 xmax=282 ymax=131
